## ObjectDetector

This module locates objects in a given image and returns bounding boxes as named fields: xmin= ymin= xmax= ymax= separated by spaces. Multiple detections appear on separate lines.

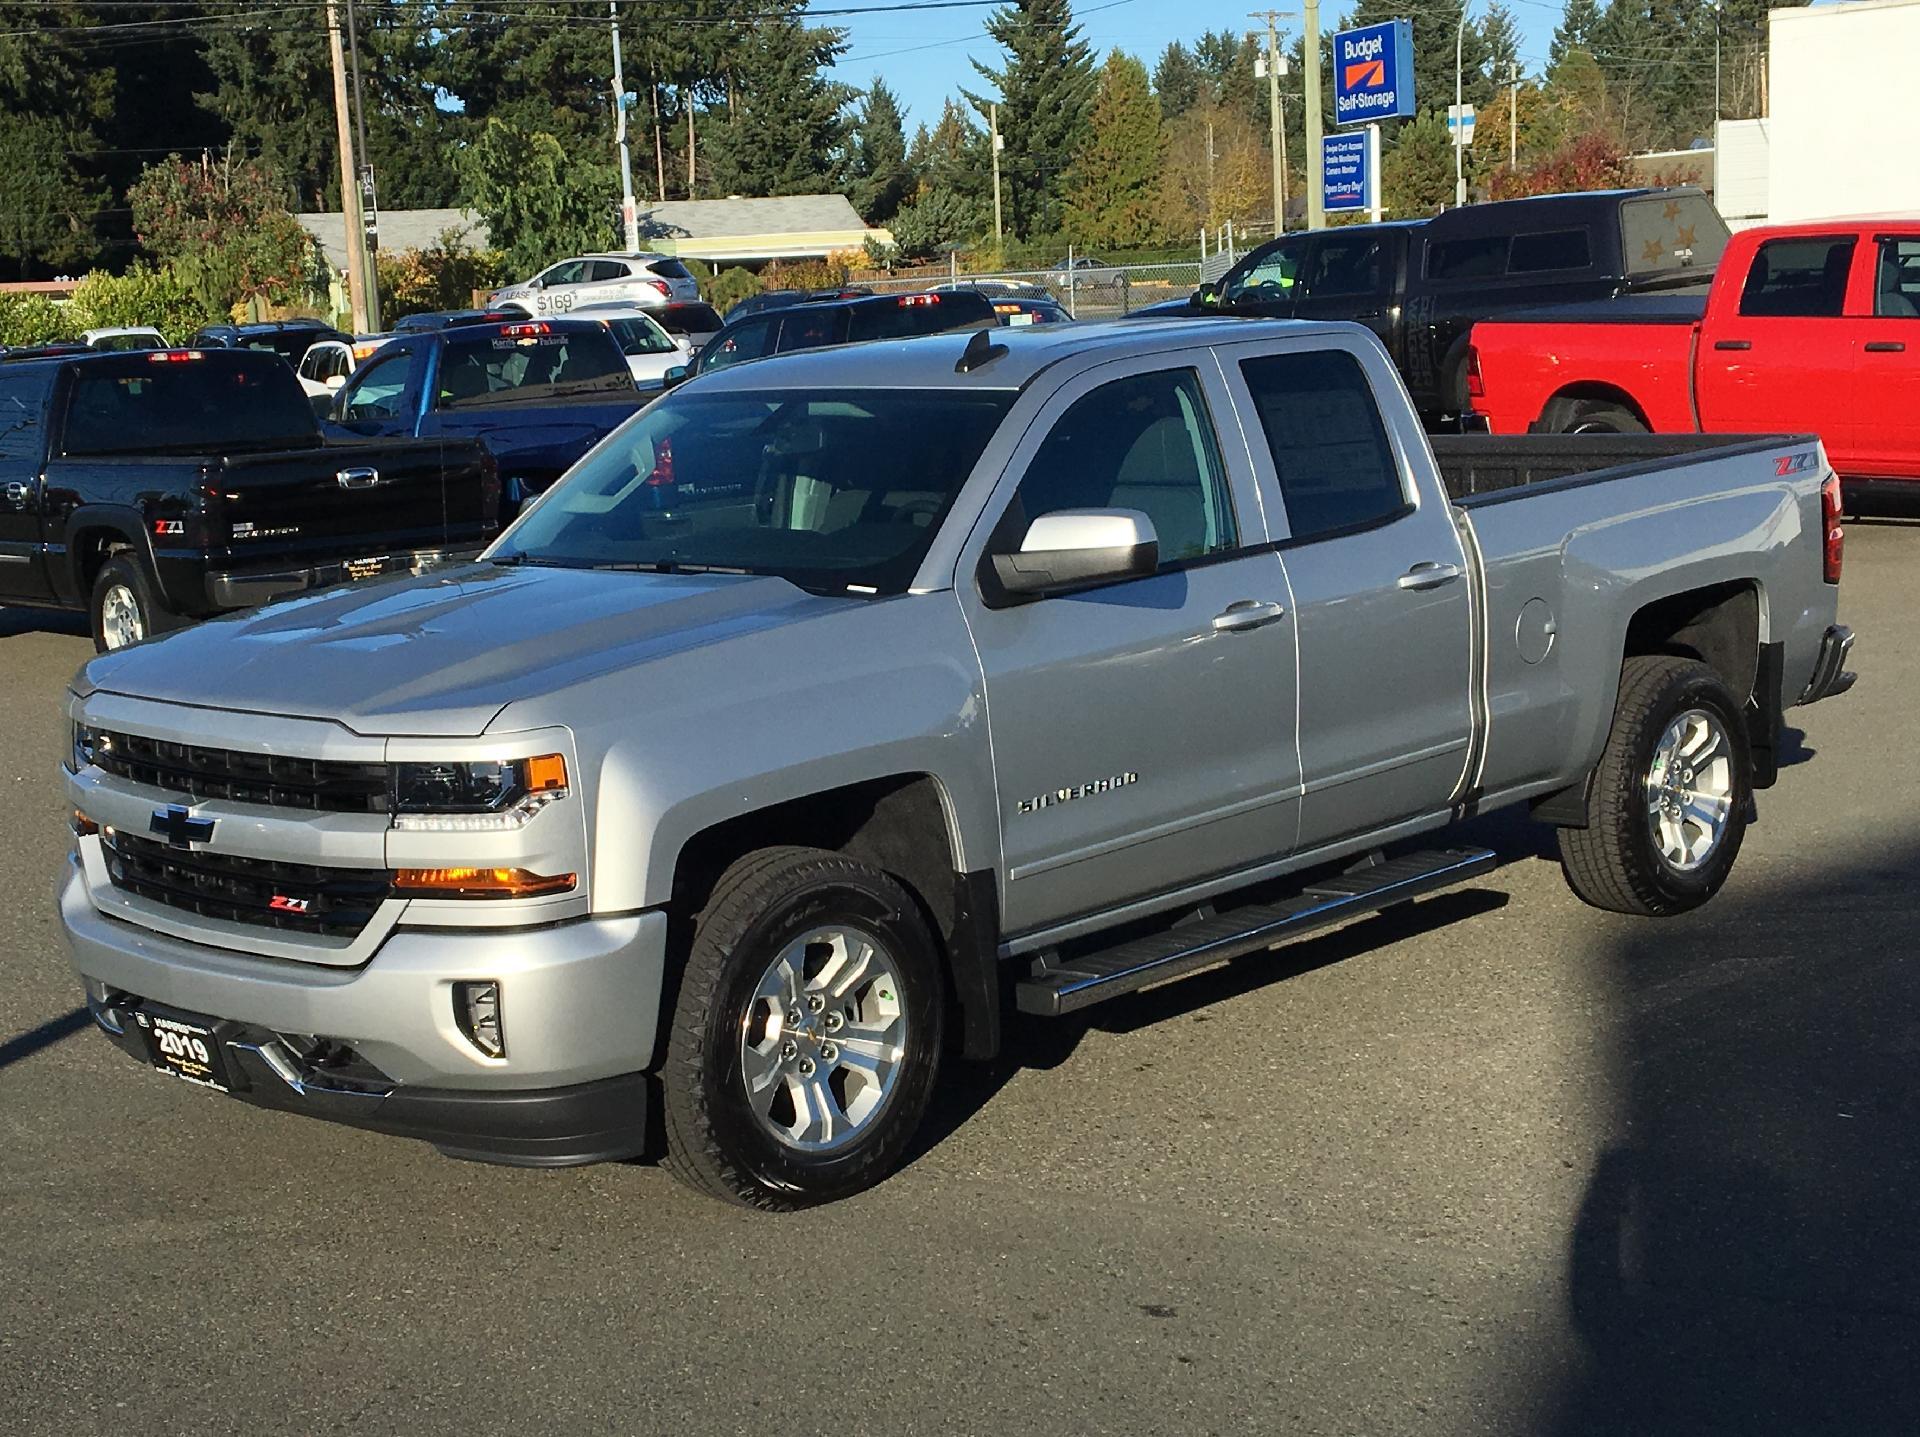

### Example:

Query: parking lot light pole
xmin=1455 ymin=6 xmax=1468 ymax=208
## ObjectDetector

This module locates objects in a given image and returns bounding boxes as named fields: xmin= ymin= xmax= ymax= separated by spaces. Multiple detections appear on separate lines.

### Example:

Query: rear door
xmin=1221 ymin=334 xmax=1475 ymax=851
xmin=1694 ymin=233 xmax=1857 ymax=465
xmin=1852 ymin=234 xmax=1920 ymax=479
xmin=957 ymin=358 xmax=1302 ymax=934
xmin=0 ymin=369 xmax=53 ymax=601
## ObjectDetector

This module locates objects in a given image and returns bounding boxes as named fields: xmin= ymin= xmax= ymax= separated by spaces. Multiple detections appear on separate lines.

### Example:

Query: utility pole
xmin=1508 ymin=61 xmax=1519 ymax=169
xmin=1251 ymin=12 xmax=1291 ymax=236
xmin=989 ymin=102 xmax=1004 ymax=244
xmin=1712 ymin=0 xmax=1722 ymax=126
xmin=1303 ymin=0 xmax=1323 ymax=230
xmin=344 ymin=0 xmax=379 ymax=330
xmin=1454 ymin=5 xmax=1468 ymax=208
xmin=610 ymin=1 xmax=639 ymax=251
xmin=325 ymin=0 xmax=368 ymax=333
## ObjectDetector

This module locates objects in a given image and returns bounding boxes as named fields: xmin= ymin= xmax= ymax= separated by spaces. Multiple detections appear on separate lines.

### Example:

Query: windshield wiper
xmin=587 ymin=560 xmax=761 ymax=575
xmin=490 ymin=554 xmax=577 ymax=568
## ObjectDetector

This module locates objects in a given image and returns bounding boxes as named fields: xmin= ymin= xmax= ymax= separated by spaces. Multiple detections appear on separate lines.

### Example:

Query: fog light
xmin=454 ymin=981 xmax=505 ymax=1059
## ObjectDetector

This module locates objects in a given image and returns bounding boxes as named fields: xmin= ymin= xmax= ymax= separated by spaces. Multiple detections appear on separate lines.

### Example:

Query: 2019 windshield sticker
xmin=1016 ymin=772 xmax=1139 ymax=815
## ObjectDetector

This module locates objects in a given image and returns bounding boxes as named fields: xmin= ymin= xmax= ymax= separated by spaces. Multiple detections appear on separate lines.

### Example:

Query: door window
xmin=775 ymin=308 xmax=845 ymax=353
xmin=340 ymin=350 xmax=415 ymax=420
xmin=1240 ymin=350 xmax=1406 ymax=542
xmin=700 ymin=317 xmax=779 ymax=372
xmin=541 ymin=261 xmax=587 ymax=287
xmin=1738 ymin=237 xmax=1856 ymax=317
xmin=1300 ymin=235 xmax=1386 ymax=298
xmin=0 ymin=374 xmax=47 ymax=468
xmin=1221 ymin=241 xmax=1306 ymax=304
xmin=1010 ymin=369 xmax=1236 ymax=566
xmin=1874 ymin=238 xmax=1920 ymax=318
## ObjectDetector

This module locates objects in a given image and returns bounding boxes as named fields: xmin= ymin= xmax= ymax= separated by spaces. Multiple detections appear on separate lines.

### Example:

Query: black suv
xmin=695 ymin=289 xmax=999 ymax=376
xmin=1160 ymin=187 xmax=1728 ymax=426
xmin=188 ymin=318 xmax=351 ymax=366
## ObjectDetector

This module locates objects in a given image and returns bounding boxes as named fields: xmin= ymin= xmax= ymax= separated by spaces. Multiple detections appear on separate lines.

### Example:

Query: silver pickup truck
xmin=57 ymin=319 xmax=1855 ymax=1209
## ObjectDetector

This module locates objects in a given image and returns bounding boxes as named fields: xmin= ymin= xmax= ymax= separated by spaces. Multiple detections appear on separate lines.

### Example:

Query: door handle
xmin=1865 ymin=340 xmax=1907 ymax=353
xmin=1211 ymin=599 xmax=1288 ymax=633
xmin=1398 ymin=561 xmax=1463 ymax=591
xmin=336 ymin=466 xmax=384 ymax=490
xmin=1713 ymin=339 xmax=1752 ymax=351
xmin=1 ymin=481 xmax=28 ymax=506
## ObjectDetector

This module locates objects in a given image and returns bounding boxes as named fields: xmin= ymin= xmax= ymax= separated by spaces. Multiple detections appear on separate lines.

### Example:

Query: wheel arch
xmin=1535 ymin=383 xmax=1654 ymax=432
xmin=667 ymin=773 xmax=1002 ymax=1061
xmin=62 ymin=507 xmax=151 ymax=607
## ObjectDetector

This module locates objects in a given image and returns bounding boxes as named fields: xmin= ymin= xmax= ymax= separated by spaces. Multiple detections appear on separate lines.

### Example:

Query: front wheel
xmin=1557 ymin=655 xmax=1751 ymax=916
xmin=661 ymin=846 xmax=946 ymax=1209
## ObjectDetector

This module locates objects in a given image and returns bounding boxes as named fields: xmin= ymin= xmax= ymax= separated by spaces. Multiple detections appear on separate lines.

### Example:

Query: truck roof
xmin=688 ymin=316 xmax=1358 ymax=392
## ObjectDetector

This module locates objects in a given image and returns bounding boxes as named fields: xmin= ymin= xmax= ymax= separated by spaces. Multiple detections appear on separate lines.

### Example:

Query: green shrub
xmin=70 ymin=263 xmax=224 ymax=342
xmin=377 ymin=230 xmax=514 ymax=319
xmin=0 ymin=294 xmax=72 ymax=347
xmin=705 ymin=264 xmax=763 ymax=312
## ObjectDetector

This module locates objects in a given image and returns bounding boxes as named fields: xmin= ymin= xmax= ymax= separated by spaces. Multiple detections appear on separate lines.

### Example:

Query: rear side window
xmin=1425 ymin=235 xmax=1508 ymax=282
xmin=1508 ymin=228 xmax=1592 ymax=273
xmin=1739 ymin=237 xmax=1856 ymax=318
xmin=63 ymin=356 xmax=317 ymax=455
xmin=1240 ymin=350 xmax=1406 ymax=543
xmin=1874 ymin=237 xmax=1920 ymax=318
xmin=588 ymin=260 xmax=630 ymax=283
xmin=1013 ymin=368 xmax=1236 ymax=566
xmin=0 ymin=372 xmax=49 ymax=468
xmin=436 ymin=328 xmax=632 ymax=407
xmin=648 ymin=259 xmax=694 ymax=281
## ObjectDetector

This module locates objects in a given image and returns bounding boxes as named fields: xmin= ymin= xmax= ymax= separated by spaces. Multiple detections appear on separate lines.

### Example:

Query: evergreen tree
xmin=457 ymin=118 xmax=616 ymax=275
xmin=1381 ymin=109 xmax=1454 ymax=217
xmin=964 ymin=0 xmax=1097 ymax=238
xmin=1481 ymin=1 xmax=1522 ymax=79
xmin=1152 ymin=42 xmax=1205 ymax=119
xmin=1065 ymin=52 xmax=1166 ymax=248
xmin=702 ymin=4 xmax=852 ymax=198
xmin=848 ymin=80 xmax=913 ymax=223
xmin=1193 ymin=29 xmax=1264 ymax=134
xmin=908 ymin=98 xmax=992 ymax=218
xmin=1550 ymin=0 xmax=1603 ymax=69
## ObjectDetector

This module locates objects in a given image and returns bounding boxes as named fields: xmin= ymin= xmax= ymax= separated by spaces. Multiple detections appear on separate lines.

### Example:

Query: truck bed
xmin=1430 ymin=433 xmax=1808 ymax=503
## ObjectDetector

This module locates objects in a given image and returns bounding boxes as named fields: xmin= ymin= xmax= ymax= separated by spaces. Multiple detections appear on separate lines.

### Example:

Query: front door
xmin=1695 ymin=233 xmax=1858 ymax=468
xmin=331 ymin=346 xmax=423 ymax=439
xmin=1221 ymin=337 xmax=1475 ymax=852
xmin=1290 ymin=229 xmax=1400 ymax=355
xmin=958 ymin=359 xmax=1302 ymax=935
xmin=1214 ymin=237 xmax=1308 ymax=318
xmin=0 ymin=371 xmax=52 ymax=602
xmin=1852 ymin=234 xmax=1920 ymax=479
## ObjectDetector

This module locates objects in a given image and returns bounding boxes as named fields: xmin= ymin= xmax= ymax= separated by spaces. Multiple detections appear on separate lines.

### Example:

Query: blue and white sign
xmin=1322 ymin=131 xmax=1369 ymax=213
xmin=1332 ymin=19 xmax=1415 ymax=125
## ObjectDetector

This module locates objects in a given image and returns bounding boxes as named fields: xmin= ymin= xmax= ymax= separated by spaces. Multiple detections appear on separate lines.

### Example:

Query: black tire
xmin=660 ymin=845 xmax=946 ymax=1210
xmin=1557 ymin=655 xmax=1751 ymax=917
xmin=1539 ymin=397 xmax=1649 ymax=435
xmin=88 ymin=554 xmax=176 ymax=653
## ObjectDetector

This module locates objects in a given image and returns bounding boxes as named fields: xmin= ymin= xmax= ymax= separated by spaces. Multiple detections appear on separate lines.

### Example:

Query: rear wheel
xmin=1557 ymin=655 xmax=1750 ymax=916
xmin=1539 ymin=397 xmax=1649 ymax=435
xmin=661 ymin=846 xmax=946 ymax=1209
xmin=89 ymin=555 xmax=176 ymax=653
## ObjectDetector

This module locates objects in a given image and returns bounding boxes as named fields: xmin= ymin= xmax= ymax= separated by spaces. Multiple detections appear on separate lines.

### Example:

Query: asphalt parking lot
xmin=2 ymin=526 xmax=1915 ymax=1436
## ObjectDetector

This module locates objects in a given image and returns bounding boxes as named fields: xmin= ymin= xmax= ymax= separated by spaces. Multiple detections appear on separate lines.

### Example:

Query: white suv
xmin=490 ymin=253 xmax=700 ymax=316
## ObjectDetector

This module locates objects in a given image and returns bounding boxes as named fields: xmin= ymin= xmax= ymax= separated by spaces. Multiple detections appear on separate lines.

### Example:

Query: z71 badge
xmin=1017 ymin=772 xmax=1139 ymax=815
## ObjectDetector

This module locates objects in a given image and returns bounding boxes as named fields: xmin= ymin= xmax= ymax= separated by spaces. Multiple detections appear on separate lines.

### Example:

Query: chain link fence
xmin=857 ymin=260 xmax=1204 ymax=318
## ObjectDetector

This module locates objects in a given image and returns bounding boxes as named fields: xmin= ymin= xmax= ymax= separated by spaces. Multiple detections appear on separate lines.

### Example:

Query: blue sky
xmin=833 ymin=0 xmax=1565 ymax=131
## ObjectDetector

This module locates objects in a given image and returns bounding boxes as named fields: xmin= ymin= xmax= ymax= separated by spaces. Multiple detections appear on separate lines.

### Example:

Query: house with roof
xmin=295 ymin=208 xmax=493 ymax=316
xmin=635 ymin=195 xmax=889 ymax=265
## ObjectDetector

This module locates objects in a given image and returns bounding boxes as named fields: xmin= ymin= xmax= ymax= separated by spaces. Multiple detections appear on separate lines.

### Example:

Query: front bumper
xmin=1799 ymin=624 xmax=1856 ymax=705
xmin=58 ymin=858 xmax=667 ymax=1165
xmin=205 ymin=546 xmax=479 ymax=610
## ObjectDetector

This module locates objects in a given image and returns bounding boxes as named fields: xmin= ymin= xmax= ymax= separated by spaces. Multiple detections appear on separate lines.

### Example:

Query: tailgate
xmin=211 ymin=438 xmax=496 ymax=567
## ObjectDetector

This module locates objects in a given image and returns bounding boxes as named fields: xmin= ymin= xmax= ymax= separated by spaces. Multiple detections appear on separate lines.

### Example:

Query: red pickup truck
xmin=1468 ymin=218 xmax=1920 ymax=507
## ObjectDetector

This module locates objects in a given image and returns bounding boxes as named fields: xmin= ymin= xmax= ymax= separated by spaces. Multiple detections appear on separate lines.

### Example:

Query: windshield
xmin=62 ymin=355 xmax=317 ymax=455
xmin=492 ymin=388 xmax=1014 ymax=594
xmin=436 ymin=327 xmax=634 ymax=408
xmin=604 ymin=316 xmax=678 ymax=357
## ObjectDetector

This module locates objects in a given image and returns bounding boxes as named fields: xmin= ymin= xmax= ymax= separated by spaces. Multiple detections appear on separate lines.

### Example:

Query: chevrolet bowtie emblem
xmin=150 ymin=804 xmax=215 ymax=849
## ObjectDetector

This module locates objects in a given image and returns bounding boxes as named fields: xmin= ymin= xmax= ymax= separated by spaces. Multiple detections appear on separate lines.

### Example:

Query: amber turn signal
xmin=393 ymin=866 xmax=576 ymax=898
xmin=525 ymin=753 xmax=568 ymax=793
xmin=72 ymin=810 xmax=99 ymax=836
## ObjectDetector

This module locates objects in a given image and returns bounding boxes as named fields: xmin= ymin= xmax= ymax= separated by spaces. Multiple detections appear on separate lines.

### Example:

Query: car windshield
xmin=435 ymin=327 xmax=634 ymax=408
xmin=492 ymin=388 xmax=1015 ymax=595
xmin=604 ymin=316 xmax=678 ymax=357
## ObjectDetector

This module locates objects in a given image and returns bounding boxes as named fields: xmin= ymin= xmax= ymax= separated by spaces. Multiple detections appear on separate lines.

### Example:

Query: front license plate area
xmin=135 ymin=1008 xmax=232 ymax=1093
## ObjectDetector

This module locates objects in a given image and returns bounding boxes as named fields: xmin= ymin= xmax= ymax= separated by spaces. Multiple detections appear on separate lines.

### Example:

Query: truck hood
xmin=79 ymin=563 xmax=845 ymax=737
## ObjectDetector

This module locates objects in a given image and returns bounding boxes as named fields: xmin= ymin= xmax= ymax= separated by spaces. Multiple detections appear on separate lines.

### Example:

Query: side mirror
xmin=324 ymin=374 xmax=347 ymax=391
xmin=991 ymin=509 xmax=1158 ymax=597
xmin=662 ymin=364 xmax=690 ymax=389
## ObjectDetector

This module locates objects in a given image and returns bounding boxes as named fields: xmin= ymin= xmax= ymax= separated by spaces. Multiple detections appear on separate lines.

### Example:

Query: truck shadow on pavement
xmin=1541 ymin=832 xmax=1920 ymax=1434
xmin=0 ymin=1005 xmax=91 ymax=1071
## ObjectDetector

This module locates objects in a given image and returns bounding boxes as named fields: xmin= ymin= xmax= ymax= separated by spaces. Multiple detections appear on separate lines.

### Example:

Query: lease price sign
xmin=1333 ymin=20 xmax=1414 ymax=124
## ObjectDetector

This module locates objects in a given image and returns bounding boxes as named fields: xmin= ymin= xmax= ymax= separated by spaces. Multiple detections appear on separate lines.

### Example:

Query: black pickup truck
xmin=1151 ymin=187 xmax=1728 ymax=426
xmin=0 ymin=348 xmax=497 ymax=650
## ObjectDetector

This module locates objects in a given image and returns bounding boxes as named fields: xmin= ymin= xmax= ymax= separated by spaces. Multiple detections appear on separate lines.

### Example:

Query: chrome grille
xmin=93 ymin=730 xmax=389 ymax=813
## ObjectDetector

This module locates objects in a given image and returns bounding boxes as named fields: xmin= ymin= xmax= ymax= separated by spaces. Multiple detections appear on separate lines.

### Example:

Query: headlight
xmin=71 ymin=723 xmax=103 ymax=773
xmin=390 ymin=753 xmax=568 ymax=831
